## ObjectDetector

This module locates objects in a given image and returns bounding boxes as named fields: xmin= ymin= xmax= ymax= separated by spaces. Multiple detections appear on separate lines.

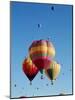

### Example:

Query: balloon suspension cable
xmin=30 ymin=81 xmax=32 ymax=85
xmin=51 ymin=80 xmax=53 ymax=85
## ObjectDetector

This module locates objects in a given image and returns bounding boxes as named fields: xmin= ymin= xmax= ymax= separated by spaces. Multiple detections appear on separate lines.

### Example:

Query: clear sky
xmin=10 ymin=1 xmax=73 ymax=98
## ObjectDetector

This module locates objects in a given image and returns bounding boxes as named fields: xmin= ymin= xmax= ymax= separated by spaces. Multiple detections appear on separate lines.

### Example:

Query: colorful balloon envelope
xmin=45 ymin=61 xmax=61 ymax=85
xmin=29 ymin=40 xmax=55 ymax=71
xmin=22 ymin=57 xmax=39 ymax=84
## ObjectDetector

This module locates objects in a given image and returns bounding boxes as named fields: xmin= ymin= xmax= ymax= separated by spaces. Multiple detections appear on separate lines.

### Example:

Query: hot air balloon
xmin=22 ymin=57 xmax=39 ymax=85
xmin=29 ymin=40 xmax=55 ymax=72
xmin=51 ymin=6 xmax=54 ymax=11
xmin=45 ymin=61 xmax=61 ymax=85
xmin=38 ymin=24 xmax=42 ymax=28
xmin=14 ymin=84 xmax=16 ymax=87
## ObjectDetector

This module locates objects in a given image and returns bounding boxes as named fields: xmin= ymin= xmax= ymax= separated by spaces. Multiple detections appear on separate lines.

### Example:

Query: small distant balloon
xmin=14 ymin=84 xmax=16 ymax=87
xmin=38 ymin=24 xmax=42 ymax=28
xmin=51 ymin=6 xmax=54 ymax=11
xmin=37 ymin=88 xmax=39 ymax=90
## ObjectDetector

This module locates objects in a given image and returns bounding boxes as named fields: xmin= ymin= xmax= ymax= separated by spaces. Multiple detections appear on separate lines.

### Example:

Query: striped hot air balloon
xmin=22 ymin=57 xmax=39 ymax=84
xmin=45 ymin=61 xmax=61 ymax=85
xmin=29 ymin=40 xmax=55 ymax=71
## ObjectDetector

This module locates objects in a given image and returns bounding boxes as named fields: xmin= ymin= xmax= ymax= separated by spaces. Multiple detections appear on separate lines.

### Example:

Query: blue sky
xmin=10 ymin=2 xmax=73 ymax=98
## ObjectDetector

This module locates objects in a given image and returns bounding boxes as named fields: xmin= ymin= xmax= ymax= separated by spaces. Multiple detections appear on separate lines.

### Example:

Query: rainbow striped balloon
xmin=29 ymin=40 xmax=55 ymax=70
xmin=22 ymin=57 xmax=38 ymax=82
xmin=45 ymin=61 xmax=61 ymax=85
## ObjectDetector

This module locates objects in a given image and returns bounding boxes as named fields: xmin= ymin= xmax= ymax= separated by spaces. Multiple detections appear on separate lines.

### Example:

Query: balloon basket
xmin=51 ymin=80 xmax=53 ymax=85
xmin=30 ymin=81 xmax=32 ymax=85
xmin=41 ymin=75 xmax=43 ymax=79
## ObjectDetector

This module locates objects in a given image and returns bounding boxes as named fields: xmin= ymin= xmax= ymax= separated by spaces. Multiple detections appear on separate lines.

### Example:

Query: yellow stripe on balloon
xmin=53 ymin=64 xmax=60 ymax=79
xmin=30 ymin=46 xmax=47 ymax=53
xmin=29 ymin=46 xmax=55 ymax=57
xmin=47 ymin=47 xmax=55 ymax=57
xmin=24 ymin=57 xmax=33 ymax=69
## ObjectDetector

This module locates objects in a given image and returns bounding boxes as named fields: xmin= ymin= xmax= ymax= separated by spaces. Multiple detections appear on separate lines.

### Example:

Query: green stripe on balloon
xmin=30 ymin=53 xmax=49 ymax=60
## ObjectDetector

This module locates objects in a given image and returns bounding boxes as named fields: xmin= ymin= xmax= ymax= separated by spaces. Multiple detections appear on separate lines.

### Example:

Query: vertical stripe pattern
xmin=29 ymin=40 xmax=55 ymax=70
